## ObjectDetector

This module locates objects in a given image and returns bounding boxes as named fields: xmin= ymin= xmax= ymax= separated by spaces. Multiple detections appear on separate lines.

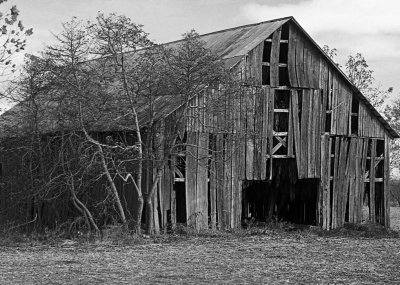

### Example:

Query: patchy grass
xmin=1 ymin=232 xmax=400 ymax=284
xmin=0 ymin=209 xmax=400 ymax=284
xmin=391 ymin=206 xmax=400 ymax=231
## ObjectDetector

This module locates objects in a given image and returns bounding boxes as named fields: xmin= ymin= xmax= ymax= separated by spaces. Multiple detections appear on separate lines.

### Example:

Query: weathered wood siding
xmin=0 ymin=19 xmax=393 ymax=231
xmin=153 ymin=20 xmax=393 ymax=231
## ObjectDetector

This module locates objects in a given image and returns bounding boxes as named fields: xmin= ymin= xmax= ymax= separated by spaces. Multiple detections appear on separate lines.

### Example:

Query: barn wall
xmin=0 ymin=20 xmax=393 ymax=232
xmin=158 ymin=20 xmax=393 ymax=231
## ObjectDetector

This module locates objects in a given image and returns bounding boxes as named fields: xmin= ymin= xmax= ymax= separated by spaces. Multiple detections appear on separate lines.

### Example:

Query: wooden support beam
xmin=384 ymin=135 xmax=390 ymax=227
xmin=370 ymin=139 xmax=377 ymax=223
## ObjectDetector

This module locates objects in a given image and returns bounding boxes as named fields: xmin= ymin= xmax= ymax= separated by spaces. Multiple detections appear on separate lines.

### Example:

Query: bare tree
xmin=1 ymin=12 xmax=237 ymax=235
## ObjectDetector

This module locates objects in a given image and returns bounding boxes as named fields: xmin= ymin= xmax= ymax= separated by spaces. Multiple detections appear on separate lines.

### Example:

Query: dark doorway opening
xmin=174 ymin=182 xmax=186 ymax=223
xmin=242 ymin=178 xmax=319 ymax=225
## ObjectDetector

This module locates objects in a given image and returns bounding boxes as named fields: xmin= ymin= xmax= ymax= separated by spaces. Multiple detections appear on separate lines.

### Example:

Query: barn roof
xmin=139 ymin=16 xmax=398 ymax=138
xmin=1 ymin=16 xmax=398 ymax=138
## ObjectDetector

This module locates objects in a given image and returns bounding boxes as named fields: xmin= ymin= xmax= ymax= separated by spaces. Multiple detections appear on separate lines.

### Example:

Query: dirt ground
xmin=1 ymin=209 xmax=400 ymax=284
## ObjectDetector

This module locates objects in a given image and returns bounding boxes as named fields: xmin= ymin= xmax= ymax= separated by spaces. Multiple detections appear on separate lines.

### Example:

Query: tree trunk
xmin=98 ymin=145 xmax=127 ymax=228
xmin=134 ymin=194 xmax=144 ymax=234
xmin=145 ymin=197 xmax=154 ymax=235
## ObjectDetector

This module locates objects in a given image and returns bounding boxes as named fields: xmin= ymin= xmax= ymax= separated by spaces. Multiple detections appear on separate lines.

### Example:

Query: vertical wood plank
xmin=313 ymin=53 xmax=321 ymax=89
xmin=224 ymin=135 xmax=232 ymax=228
xmin=332 ymin=136 xmax=340 ymax=229
xmin=331 ymin=74 xmax=338 ymax=134
xmin=153 ymin=180 xmax=160 ymax=234
xmin=239 ymin=87 xmax=246 ymax=180
xmin=288 ymin=23 xmax=298 ymax=87
xmin=304 ymin=43 xmax=312 ymax=87
xmin=370 ymin=139 xmax=377 ymax=223
xmin=348 ymin=138 xmax=357 ymax=223
xmin=268 ymin=88 xmax=275 ymax=180
xmin=261 ymin=87 xmax=269 ymax=179
xmin=301 ymin=89 xmax=309 ymax=178
xmin=384 ymin=135 xmax=390 ymax=227
xmin=360 ymin=138 xmax=368 ymax=221
xmin=196 ymin=133 xmax=209 ymax=230
xmin=324 ymin=136 xmax=332 ymax=229
xmin=308 ymin=89 xmax=315 ymax=177
xmin=215 ymin=134 xmax=225 ymax=229
xmin=354 ymin=138 xmax=362 ymax=223
xmin=315 ymin=90 xmax=322 ymax=177
xmin=210 ymin=137 xmax=217 ymax=230
xmin=253 ymin=88 xmax=263 ymax=180
xmin=185 ymin=131 xmax=198 ymax=227
xmin=295 ymin=30 xmax=305 ymax=88
xmin=270 ymin=28 xmax=282 ymax=87
xmin=288 ymin=92 xmax=294 ymax=157
xmin=318 ymin=134 xmax=325 ymax=227
xmin=291 ymin=90 xmax=301 ymax=177
xmin=170 ymin=156 xmax=177 ymax=230
xmin=246 ymin=88 xmax=255 ymax=180
xmin=340 ymin=138 xmax=350 ymax=226
xmin=231 ymin=136 xmax=237 ymax=228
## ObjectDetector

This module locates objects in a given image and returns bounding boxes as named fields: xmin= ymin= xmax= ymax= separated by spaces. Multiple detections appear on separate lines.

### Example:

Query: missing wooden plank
xmin=273 ymin=112 xmax=289 ymax=132
xmin=262 ymin=65 xmax=270 ymax=85
xmin=352 ymin=94 xmax=359 ymax=114
xmin=278 ymin=66 xmax=290 ymax=86
xmin=325 ymin=113 xmax=332 ymax=133
xmin=274 ymin=90 xmax=290 ymax=109
xmin=279 ymin=42 xmax=288 ymax=64
xmin=263 ymin=41 xmax=272 ymax=63
xmin=376 ymin=139 xmax=384 ymax=157
xmin=280 ymin=22 xmax=289 ymax=40
xmin=351 ymin=115 xmax=358 ymax=135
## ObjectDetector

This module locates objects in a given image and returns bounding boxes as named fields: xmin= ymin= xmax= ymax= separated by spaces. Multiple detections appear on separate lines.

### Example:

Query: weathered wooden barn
xmin=0 ymin=16 xmax=398 ymax=231
xmin=152 ymin=16 xmax=399 ymax=231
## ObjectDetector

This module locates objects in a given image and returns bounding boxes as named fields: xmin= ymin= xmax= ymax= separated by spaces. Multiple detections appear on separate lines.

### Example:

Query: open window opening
xmin=279 ymin=42 xmax=288 ymax=63
xmin=262 ymin=39 xmax=271 ymax=86
xmin=280 ymin=23 xmax=290 ymax=40
xmin=262 ymin=65 xmax=270 ymax=85
xmin=274 ymin=89 xmax=290 ymax=109
xmin=279 ymin=66 xmax=290 ymax=86
xmin=263 ymin=40 xmax=272 ymax=62
xmin=171 ymin=133 xmax=187 ymax=224
xmin=174 ymin=182 xmax=187 ymax=223
xmin=351 ymin=94 xmax=359 ymax=135
xmin=376 ymin=139 xmax=384 ymax=179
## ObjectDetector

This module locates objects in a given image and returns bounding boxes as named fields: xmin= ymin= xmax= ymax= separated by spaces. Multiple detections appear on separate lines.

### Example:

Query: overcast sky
xmin=7 ymin=0 xmax=400 ymax=95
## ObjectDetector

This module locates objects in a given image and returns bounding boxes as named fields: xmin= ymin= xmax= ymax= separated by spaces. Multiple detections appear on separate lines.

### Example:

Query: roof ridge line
xmin=149 ymin=16 xmax=294 ymax=49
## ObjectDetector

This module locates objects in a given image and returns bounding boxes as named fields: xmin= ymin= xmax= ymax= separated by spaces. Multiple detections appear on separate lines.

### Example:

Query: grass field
xmin=1 ymin=209 xmax=400 ymax=284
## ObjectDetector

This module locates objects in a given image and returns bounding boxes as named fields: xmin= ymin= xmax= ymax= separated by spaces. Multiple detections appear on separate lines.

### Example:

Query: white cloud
xmin=241 ymin=0 xmax=400 ymax=35
xmin=240 ymin=0 xmax=400 ymax=92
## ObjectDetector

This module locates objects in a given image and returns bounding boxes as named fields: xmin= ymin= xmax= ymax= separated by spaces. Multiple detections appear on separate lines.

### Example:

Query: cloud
xmin=240 ymin=0 xmax=400 ymax=92
xmin=241 ymin=0 xmax=400 ymax=35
